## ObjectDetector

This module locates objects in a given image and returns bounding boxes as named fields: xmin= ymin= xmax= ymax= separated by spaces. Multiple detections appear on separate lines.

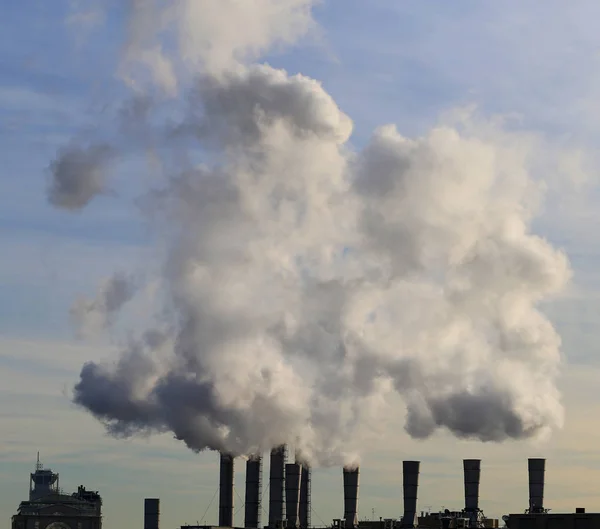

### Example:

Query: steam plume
xmin=120 ymin=0 xmax=317 ymax=92
xmin=57 ymin=0 xmax=571 ymax=466
xmin=70 ymin=273 xmax=137 ymax=337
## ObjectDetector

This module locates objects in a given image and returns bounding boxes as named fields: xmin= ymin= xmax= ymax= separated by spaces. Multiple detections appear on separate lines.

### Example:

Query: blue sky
xmin=3 ymin=1 xmax=600 ymax=528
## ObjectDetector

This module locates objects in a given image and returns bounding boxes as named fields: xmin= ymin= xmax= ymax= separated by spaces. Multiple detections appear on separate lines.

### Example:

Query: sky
xmin=3 ymin=1 xmax=600 ymax=528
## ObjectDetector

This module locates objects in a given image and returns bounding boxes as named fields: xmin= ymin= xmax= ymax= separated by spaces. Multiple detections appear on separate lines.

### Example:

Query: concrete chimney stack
xmin=402 ymin=461 xmax=420 ymax=528
xmin=463 ymin=459 xmax=481 ymax=512
xmin=286 ymin=463 xmax=302 ymax=529
xmin=144 ymin=498 xmax=160 ymax=529
xmin=269 ymin=446 xmax=287 ymax=528
xmin=528 ymin=458 xmax=545 ymax=513
xmin=343 ymin=467 xmax=360 ymax=529
xmin=245 ymin=456 xmax=262 ymax=528
xmin=219 ymin=453 xmax=235 ymax=527
xmin=299 ymin=463 xmax=311 ymax=529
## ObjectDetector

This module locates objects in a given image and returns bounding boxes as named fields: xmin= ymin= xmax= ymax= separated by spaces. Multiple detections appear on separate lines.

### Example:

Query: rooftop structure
xmin=505 ymin=510 xmax=600 ymax=529
xmin=12 ymin=456 xmax=102 ymax=529
xmin=30 ymin=452 xmax=60 ymax=501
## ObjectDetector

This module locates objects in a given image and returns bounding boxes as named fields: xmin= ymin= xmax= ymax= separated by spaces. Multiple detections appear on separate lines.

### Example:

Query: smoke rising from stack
xmin=55 ymin=0 xmax=572 ymax=465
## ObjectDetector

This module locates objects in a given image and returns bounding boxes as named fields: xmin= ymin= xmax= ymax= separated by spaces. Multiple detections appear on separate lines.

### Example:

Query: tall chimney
xmin=144 ymin=498 xmax=160 ymax=529
xmin=245 ymin=456 xmax=262 ymax=528
xmin=219 ymin=453 xmax=235 ymax=527
xmin=299 ymin=464 xmax=311 ymax=529
xmin=463 ymin=459 xmax=481 ymax=512
xmin=286 ymin=463 xmax=302 ymax=529
xmin=402 ymin=461 xmax=420 ymax=528
xmin=343 ymin=467 xmax=360 ymax=529
xmin=528 ymin=458 xmax=545 ymax=513
xmin=269 ymin=445 xmax=287 ymax=528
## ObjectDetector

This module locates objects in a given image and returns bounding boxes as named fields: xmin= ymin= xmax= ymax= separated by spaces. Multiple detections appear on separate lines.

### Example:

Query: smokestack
xmin=402 ymin=461 xmax=420 ymax=528
xmin=245 ymin=456 xmax=262 ymax=529
xmin=144 ymin=498 xmax=160 ymax=529
xmin=299 ymin=464 xmax=311 ymax=529
xmin=286 ymin=463 xmax=302 ymax=528
xmin=528 ymin=458 xmax=545 ymax=513
xmin=463 ymin=459 xmax=481 ymax=512
xmin=219 ymin=453 xmax=235 ymax=527
xmin=343 ymin=467 xmax=359 ymax=529
xmin=269 ymin=445 xmax=287 ymax=528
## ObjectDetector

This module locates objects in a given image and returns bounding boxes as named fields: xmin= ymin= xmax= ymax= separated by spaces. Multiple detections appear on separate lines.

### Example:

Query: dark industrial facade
xmin=504 ymin=459 xmax=600 ymax=529
xmin=11 ymin=457 xmax=102 ymax=529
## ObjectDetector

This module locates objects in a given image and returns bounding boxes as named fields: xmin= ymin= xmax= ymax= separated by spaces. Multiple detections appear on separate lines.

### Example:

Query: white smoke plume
xmin=120 ymin=0 xmax=317 ymax=93
xmin=57 ymin=1 xmax=571 ymax=466
xmin=71 ymin=273 xmax=137 ymax=338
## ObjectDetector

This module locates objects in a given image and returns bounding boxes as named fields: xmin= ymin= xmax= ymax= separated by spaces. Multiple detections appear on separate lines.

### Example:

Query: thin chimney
xmin=219 ymin=453 xmax=235 ymax=527
xmin=343 ymin=467 xmax=360 ymax=529
xmin=269 ymin=446 xmax=287 ymax=528
xmin=299 ymin=463 xmax=311 ymax=529
xmin=528 ymin=458 xmax=546 ymax=513
xmin=286 ymin=463 xmax=302 ymax=529
xmin=144 ymin=498 xmax=160 ymax=529
xmin=402 ymin=461 xmax=420 ymax=528
xmin=245 ymin=456 xmax=262 ymax=528
xmin=463 ymin=459 xmax=481 ymax=512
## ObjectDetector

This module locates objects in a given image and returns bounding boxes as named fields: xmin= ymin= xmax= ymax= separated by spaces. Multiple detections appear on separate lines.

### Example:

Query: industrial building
xmin=11 ymin=455 xmax=102 ymax=529
xmin=24 ymin=447 xmax=597 ymax=529
xmin=174 ymin=451 xmax=600 ymax=529
xmin=504 ymin=459 xmax=600 ymax=529
xmin=177 ymin=448 xmax=501 ymax=529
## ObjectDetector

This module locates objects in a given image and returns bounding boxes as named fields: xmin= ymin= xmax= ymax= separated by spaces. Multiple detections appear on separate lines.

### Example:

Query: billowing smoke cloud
xmin=120 ymin=0 xmax=317 ymax=93
xmin=47 ymin=144 xmax=113 ymax=210
xmin=71 ymin=273 xmax=137 ymax=338
xmin=58 ymin=0 xmax=571 ymax=465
